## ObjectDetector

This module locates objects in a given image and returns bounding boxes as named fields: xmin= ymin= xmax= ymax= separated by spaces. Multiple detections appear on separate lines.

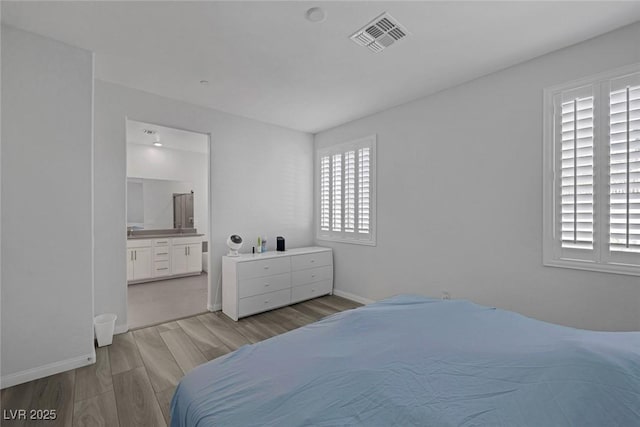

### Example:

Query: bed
xmin=170 ymin=295 xmax=640 ymax=426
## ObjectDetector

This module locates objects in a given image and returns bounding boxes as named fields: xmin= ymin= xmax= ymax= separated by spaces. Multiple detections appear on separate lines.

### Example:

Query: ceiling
xmin=3 ymin=1 xmax=640 ymax=133
xmin=127 ymin=120 xmax=209 ymax=154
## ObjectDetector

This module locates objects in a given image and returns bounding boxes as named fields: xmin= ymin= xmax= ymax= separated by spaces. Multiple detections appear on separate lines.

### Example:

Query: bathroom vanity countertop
xmin=127 ymin=233 xmax=204 ymax=240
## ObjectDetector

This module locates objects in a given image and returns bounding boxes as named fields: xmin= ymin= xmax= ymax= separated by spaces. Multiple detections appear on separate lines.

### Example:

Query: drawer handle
xmin=157 ymin=252 xmax=168 ymax=255
xmin=157 ymin=267 xmax=169 ymax=271
xmin=264 ymin=300 xmax=270 ymax=304
xmin=157 ymin=241 xmax=168 ymax=244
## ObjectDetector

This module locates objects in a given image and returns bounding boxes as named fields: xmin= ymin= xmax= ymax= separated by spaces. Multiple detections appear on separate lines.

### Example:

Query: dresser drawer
xmin=153 ymin=238 xmax=171 ymax=247
xmin=171 ymin=236 xmax=202 ymax=246
xmin=154 ymin=260 xmax=171 ymax=277
xmin=153 ymin=246 xmax=170 ymax=260
xmin=127 ymin=239 xmax=152 ymax=249
xmin=239 ymin=289 xmax=290 ymax=317
xmin=237 ymin=257 xmax=291 ymax=280
xmin=291 ymin=251 xmax=332 ymax=271
xmin=291 ymin=280 xmax=332 ymax=304
xmin=291 ymin=266 xmax=332 ymax=287
xmin=239 ymin=273 xmax=291 ymax=298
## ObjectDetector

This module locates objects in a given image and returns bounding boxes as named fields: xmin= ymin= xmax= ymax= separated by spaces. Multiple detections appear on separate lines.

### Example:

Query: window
xmin=317 ymin=135 xmax=376 ymax=245
xmin=543 ymin=64 xmax=640 ymax=275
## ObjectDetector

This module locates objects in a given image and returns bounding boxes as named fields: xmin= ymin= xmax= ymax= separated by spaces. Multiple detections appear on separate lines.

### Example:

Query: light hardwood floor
xmin=0 ymin=295 xmax=361 ymax=427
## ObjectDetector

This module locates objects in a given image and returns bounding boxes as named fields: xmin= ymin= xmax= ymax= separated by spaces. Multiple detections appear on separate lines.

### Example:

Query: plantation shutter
xmin=559 ymin=92 xmax=594 ymax=250
xmin=320 ymin=156 xmax=330 ymax=232
xmin=609 ymin=75 xmax=640 ymax=253
xmin=544 ymin=66 xmax=640 ymax=275
xmin=331 ymin=153 xmax=342 ymax=232
xmin=358 ymin=147 xmax=370 ymax=234
xmin=317 ymin=135 xmax=376 ymax=244
xmin=344 ymin=151 xmax=356 ymax=232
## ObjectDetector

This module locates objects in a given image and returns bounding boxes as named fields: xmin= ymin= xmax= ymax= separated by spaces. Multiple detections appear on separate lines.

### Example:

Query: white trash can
xmin=94 ymin=313 xmax=117 ymax=347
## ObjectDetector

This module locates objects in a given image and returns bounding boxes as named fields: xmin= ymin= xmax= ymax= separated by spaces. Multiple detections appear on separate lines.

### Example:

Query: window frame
xmin=316 ymin=135 xmax=377 ymax=246
xmin=543 ymin=63 xmax=640 ymax=276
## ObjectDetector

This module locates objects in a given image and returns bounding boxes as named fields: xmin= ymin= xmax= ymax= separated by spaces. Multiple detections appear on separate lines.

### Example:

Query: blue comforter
xmin=170 ymin=295 xmax=640 ymax=426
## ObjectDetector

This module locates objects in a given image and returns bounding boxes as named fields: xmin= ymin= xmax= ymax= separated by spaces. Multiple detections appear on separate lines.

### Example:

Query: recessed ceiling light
xmin=153 ymin=142 xmax=163 ymax=147
xmin=200 ymin=80 xmax=209 ymax=85
xmin=306 ymin=7 xmax=326 ymax=23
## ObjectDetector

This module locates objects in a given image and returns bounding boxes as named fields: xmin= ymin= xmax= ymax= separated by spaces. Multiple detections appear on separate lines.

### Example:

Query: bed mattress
xmin=171 ymin=295 xmax=640 ymax=426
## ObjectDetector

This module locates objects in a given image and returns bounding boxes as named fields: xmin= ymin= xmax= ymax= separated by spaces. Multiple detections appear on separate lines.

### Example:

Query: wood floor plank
xmin=176 ymin=316 xmax=231 ymax=361
xmin=288 ymin=301 xmax=329 ymax=321
xmin=25 ymin=370 xmax=75 ymax=427
xmin=219 ymin=317 xmax=271 ymax=343
xmin=314 ymin=295 xmax=362 ymax=311
xmin=0 ymin=381 xmax=35 ymax=427
xmin=132 ymin=327 xmax=184 ymax=393
xmin=303 ymin=299 xmax=341 ymax=316
xmin=262 ymin=306 xmax=316 ymax=330
xmin=249 ymin=311 xmax=294 ymax=336
xmin=156 ymin=321 xmax=180 ymax=333
xmin=160 ymin=328 xmax=207 ymax=374
xmin=112 ymin=366 xmax=166 ymax=427
xmin=155 ymin=386 xmax=176 ymax=425
xmin=73 ymin=390 xmax=119 ymax=427
xmin=197 ymin=313 xmax=252 ymax=351
xmin=75 ymin=346 xmax=112 ymax=402
xmin=109 ymin=332 xmax=143 ymax=375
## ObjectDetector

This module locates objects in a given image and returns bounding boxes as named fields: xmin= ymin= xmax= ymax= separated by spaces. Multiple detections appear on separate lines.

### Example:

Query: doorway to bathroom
xmin=125 ymin=119 xmax=211 ymax=329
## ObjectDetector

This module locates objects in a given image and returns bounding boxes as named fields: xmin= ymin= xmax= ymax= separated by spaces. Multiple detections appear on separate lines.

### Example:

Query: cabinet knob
xmin=264 ymin=266 xmax=269 ymax=269
xmin=311 ymin=274 xmax=316 ymax=278
xmin=311 ymin=289 xmax=315 ymax=292
xmin=264 ymin=300 xmax=270 ymax=304
xmin=264 ymin=283 xmax=270 ymax=287
xmin=310 ymin=259 xmax=315 ymax=263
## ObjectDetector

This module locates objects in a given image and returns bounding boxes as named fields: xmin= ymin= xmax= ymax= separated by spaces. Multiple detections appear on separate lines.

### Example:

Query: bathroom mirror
xmin=127 ymin=177 xmax=194 ymax=230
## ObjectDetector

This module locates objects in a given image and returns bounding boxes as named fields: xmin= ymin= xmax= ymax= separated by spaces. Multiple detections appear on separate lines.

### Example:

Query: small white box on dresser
xmin=222 ymin=247 xmax=333 ymax=321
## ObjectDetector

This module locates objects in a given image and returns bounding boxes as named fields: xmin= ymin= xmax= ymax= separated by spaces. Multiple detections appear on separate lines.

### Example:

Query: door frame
xmin=124 ymin=117 xmax=213 ymax=328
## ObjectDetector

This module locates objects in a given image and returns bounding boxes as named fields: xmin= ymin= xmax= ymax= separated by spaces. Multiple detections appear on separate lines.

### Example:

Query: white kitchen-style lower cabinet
xmin=222 ymin=247 xmax=333 ymax=321
xmin=127 ymin=235 xmax=203 ymax=284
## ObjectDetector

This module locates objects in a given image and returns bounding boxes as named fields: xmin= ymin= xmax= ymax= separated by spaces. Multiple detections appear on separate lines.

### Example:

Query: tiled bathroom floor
xmin=128 ymin=273 xmax=208 ymax=329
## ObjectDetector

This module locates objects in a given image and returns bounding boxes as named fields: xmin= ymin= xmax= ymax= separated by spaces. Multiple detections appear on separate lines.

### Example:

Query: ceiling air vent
xmin=350 ymin=12 xmax=409 ymax=53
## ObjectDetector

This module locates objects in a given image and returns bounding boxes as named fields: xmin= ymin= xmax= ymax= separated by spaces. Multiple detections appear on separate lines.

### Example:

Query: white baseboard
xmin=114 ymin=323 xmax=129 ymax=334
xmin=333 ymin=289 xmax=375 ymax=305
xmin=1 ymin=351 xmax=96 ymax=389
xmin=208 ymin=303 xmax=222 ymax=312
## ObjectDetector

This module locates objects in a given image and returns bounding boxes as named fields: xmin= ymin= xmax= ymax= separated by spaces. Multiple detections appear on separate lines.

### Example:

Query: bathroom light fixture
xmin=153 ymin=134 xmax=162 ymax=147
xmin=200 ymin=80 xmax=209 ymax=85
xmin=306 ymin=7 xmax=326 ymax=23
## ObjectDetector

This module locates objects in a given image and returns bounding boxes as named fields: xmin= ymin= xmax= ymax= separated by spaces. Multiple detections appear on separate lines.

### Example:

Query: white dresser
xmin=222 ymin=247 xmax=333 ymax=321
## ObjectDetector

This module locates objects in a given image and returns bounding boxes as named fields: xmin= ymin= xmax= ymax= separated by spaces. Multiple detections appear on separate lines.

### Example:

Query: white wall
xmin=127 ymin=143 xmax=208 ymax=237
xmin=315 ymin=23 xmax=640 ymax=332
xmin=94 ymin=80 xmax=314 ymax=331
xmin=1 ymin=26 xmax=95 ymax=387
